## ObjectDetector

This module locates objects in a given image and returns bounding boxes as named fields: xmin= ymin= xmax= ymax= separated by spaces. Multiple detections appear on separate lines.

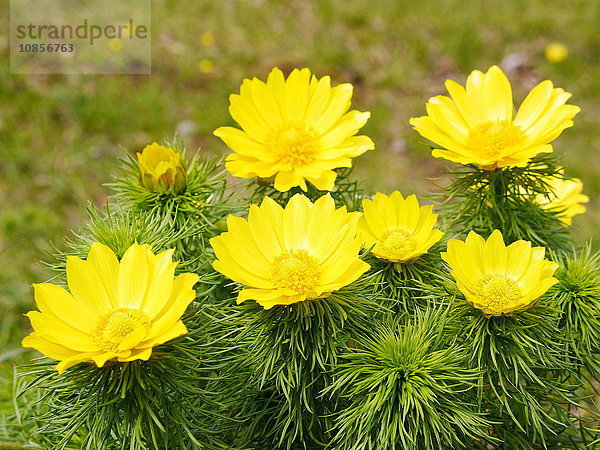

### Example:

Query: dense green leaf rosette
xmin=326 ymin=307 xmax=491 ymax=450
xmin=547 ymin=245 xmax=600 ymax=376
xmin=48 ymin=203 xmax=205 ymax=274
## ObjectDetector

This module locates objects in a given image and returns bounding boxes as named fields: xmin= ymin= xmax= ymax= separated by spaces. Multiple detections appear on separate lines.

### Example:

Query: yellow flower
xmin=358 ymin=192 xmax=444 ymax=263
xmin=441 ymin=230 xmax=559 ymax=316
xmin=214 ymin=67 xmax=374 ymax=192
xmin=200 ymin=31 xmax=215 ymax=47
xmin=545 ymin=42 xmax=569 ymax=64
xmin=198 ymin=58 xmax=214 ymax=74
xmin=410 ymin=65 xmax=580 ymax=171
xmin=22 ymin=242 xmax=199 ymax=374
xmin=108 ymin=38 xmax=123 ymax=52
xmin=535 ymin=170 xmax=589 ymax=225
xmin=137 ymin=142 xmax=187 ymax=193
xmin=210 ymin=193 xmax=370 ymax=309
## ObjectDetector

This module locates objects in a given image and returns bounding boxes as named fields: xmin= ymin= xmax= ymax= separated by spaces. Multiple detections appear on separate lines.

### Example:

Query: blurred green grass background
xmin=0 ymin=0 xmax=598 ymax=385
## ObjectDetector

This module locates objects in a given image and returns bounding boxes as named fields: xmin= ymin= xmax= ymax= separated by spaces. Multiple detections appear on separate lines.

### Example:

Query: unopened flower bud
xmin=137 ymin=142 xmax=187 ymax=194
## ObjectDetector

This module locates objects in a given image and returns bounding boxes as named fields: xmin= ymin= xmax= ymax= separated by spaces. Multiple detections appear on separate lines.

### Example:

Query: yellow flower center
xmin=378 ymin=229 xmax=417 ymax=261
xmin=473 ymin=275 xmax=522 ymax=310
xmin=92 ymin=308 xmax=151 ymax=353
xmin=269 ymin=124 xmax=318 ymax=167
xmin=271 ymin=249 xmax=321 ymax=294
xmin=467 ymin=120 xmax=525 ymax=166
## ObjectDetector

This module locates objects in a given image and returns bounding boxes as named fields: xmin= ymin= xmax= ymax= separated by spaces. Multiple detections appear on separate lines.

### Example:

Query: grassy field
xmin=1 ymin=0 xmax=599 ymax=407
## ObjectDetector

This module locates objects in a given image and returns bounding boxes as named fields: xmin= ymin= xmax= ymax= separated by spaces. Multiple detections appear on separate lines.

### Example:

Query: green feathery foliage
xmin=439 ymin=155 xmax=572 ymax=250
xmin=545 ymin=245 xmax=600 ymax=444
xmin=221 ymin=279 xmax=383 ymax=449
xmin=547 ymin=245 xmax=600 ymax=376
xmin=48 ymin=203 xmax=204 ymax=271
xmin=364 ymin=240 xmax=447 ymax=316
xmin=448 ymin=298 xmax=582 ymax=448
xmin=10 ymin=118 xmax=599 ymax=450
xmin=327 ymin=306 xmax=491 ymax=450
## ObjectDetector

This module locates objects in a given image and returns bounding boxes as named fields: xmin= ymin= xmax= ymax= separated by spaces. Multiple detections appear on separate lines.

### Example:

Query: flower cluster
xmin=18 ymin=65 xmax=596 ymax=449
xmin=23 ymin=64 xmax=587 ymax=368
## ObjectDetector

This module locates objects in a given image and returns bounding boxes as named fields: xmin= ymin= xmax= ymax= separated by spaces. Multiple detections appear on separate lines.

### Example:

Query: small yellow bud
xmin=544 ymin=42 xmax=569 ymax=64
xmin=137 ymin=142 xmax=187 ymax=194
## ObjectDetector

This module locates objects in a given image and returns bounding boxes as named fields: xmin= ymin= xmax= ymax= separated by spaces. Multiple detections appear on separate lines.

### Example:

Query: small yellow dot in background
xmin=108 ymin=38 xmax=123 ymax=52
xmin=122 ymin=24 xmax=134 ymax=38
xmin=545 ymin=42 xmax=569 ymax=63
xmin=200 ymin=32 xmax=215 ymax=47
xmin=198 ymin=58 xmax=214 ymax=73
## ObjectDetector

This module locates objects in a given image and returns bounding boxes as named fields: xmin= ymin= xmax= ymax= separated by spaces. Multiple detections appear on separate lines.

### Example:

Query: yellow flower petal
xmin=483 ymin=65 xmax=513 ymax=122
xmin=482 ymin=229 xmax=508 ymax=274
xmin=66 ymin=256 xmax=112 ymax=315
xmin=32 ymin=283 xmax=96 ymax=332
xmin=137 ymin=143 xmax=186 ymax=193
xmin=118 ymin=243 xmax=150 ymax=309
xmin=138 ymin=321 xmax=188 ymax=353
xmin=147 ymin=273 xmax=198 ymax=338
xmin=532 ymin=170 xmax=588 ymax=226
xmin=25 ymin=311 xmax=97 ymax=352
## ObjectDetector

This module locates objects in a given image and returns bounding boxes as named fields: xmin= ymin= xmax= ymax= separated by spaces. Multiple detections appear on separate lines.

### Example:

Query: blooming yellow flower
xmin=137 ymin=142 xmax=186 ymax=193
xmin=358 ymin=192 xmax=444 ymax=263
xmin=410 ymin=65 xmax=580 ymax=171
xmin=441 ymin=230 xmax=559 ymax=316
xmin=22 ymin=242 xmax=199 ymax=374
xmin=214 ymin=67 xmax=374 ymax=192
xmin=535 ymin=170 xmax=589 ymax=225
xmin=210 ymin=194 xmax=370 ymax=309
xmin=545 ymin=42 xmax=569 ymax=64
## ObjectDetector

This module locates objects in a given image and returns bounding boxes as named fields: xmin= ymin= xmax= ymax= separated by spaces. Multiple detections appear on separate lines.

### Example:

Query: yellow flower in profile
xmin=214 ymin=67 xmax=374 ymax=192
xmin=441 ymin=230 xmax=559 ymax=316
xmin=545 ymin=42 xmax=569 ymax=64
xmin=137 ymin=142 xmax=187 ymax=193
xmin=22 ymin=242 xmax=199 ymax=374
xmin=358 ymin=192 xmax=444 ymax=263
xmin=210 ymin=194 xmax=370 ymax=309
xmin=410 ymin=65 xmax=580 ymax=171
xmin=535 ymin=170 xmax=589 ymax=225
